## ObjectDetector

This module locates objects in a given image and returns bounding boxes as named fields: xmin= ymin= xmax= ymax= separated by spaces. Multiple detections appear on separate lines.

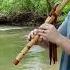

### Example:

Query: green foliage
xmin=0 ymin=0 xmax=70 ymax=16
xmin=62 ymin=2 xmax=70 ymax=15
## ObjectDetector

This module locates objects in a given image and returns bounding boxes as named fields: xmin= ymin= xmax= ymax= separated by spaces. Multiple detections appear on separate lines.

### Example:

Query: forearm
xmin=56 ymin=34 xmax=70 ymax=54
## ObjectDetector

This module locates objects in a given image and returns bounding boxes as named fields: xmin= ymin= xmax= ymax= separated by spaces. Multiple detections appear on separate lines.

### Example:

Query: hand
xmin=28 ymin=29 xmax=49 ymax=48
xmin=28 ymin=23 xmax=61 ymax=48
xmin=38 ymin=24 xmax=61 ymax=44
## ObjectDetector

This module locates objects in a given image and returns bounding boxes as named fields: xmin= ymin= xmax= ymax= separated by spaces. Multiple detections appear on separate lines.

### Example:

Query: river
xmin=0 ymin=26 xmax=61 ymax=70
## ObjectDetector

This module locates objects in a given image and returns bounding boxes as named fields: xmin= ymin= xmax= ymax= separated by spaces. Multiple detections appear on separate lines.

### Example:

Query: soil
xmin=0 ymin=12 xmax=47 ymax=26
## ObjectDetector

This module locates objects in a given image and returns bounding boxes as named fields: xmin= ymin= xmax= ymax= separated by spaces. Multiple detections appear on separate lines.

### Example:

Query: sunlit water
xmin=0 ymin=26 xmax=61 ymax=70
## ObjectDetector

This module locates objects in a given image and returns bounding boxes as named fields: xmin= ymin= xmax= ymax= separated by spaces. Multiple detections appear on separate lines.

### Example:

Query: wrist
xmin=55 ymin=34 xmax=64 ymax=46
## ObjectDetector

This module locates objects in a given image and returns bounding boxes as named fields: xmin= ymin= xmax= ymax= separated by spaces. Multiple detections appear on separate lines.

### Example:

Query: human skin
xmin=28 ymin=24 xmax=70 ymax=54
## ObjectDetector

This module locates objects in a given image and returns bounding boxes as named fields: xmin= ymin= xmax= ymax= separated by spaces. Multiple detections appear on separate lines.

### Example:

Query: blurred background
xmin=0 ymin=0 xmax=70 ymax=70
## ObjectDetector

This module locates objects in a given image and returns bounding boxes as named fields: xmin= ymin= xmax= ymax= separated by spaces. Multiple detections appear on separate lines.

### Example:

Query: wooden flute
xmin=13 ymin=0 xmax=70 ymax=65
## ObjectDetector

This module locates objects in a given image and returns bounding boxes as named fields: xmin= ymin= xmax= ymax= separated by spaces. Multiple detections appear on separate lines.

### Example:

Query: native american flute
xmin=13 ymin=0 xmax=70 ymax=65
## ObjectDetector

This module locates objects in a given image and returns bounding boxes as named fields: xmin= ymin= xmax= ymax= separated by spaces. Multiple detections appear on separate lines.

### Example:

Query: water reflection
xmin=15 ymin=45 xmax=51 ymax=70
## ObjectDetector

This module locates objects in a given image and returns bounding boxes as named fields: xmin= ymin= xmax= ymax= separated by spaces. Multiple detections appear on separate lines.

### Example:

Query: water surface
xmin=0 ymin=26 xmax=61 ymax=70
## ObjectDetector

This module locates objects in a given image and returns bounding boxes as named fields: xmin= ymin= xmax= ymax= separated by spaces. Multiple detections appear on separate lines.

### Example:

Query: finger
xmin=39 ymin=36 xmax=48 ymax=43
xmin=39 ymin=34 xmax=49 ymax=47
xmin=39 ymin=24 xmax=48 ymax=30
xmin=39 ymin=24 xmax=52 ymax=30
xmin=37 ymin=29 xmax=49 ymax=34
xmin=42 ymin=36 xmax=48 ymax=42
xmin=37 ymin=29 xmax=45 ymax=33
xmin=38 ymin=32 xmax=47 ymax=39
xmin=38 ymin=36 xmax=43 ymax=42
xmin=31 ymin=29 xmax=39 ymax=39
xmin=39 ymin=36 xmax=49 ymax=49
xmin=27 ymin=31 xmax=34 ymax=41
xmin=28 ymin=33 xmax=32 ymax=41
xmin=33 ymin=29 xmax=38 ymax=35
xmin=28 ymin=29 xmax=38 ymax=41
